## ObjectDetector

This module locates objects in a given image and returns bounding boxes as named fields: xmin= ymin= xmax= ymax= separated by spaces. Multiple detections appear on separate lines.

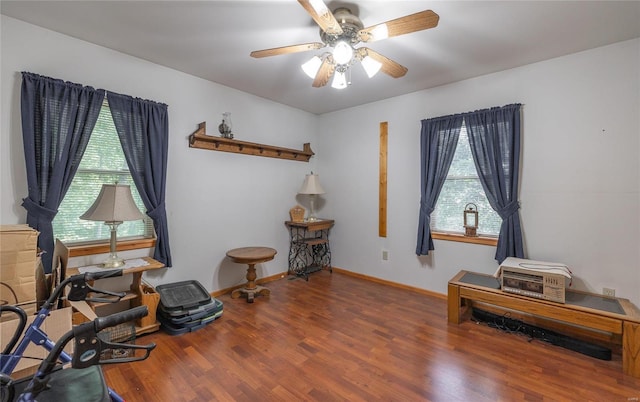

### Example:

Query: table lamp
xmin=80 ymin=184 xmax=146 ymax=268
xmin=298 ymin=172 xmax=325 ymax=222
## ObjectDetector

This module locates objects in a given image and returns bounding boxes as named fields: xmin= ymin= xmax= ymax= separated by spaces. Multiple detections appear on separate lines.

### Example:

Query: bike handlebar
xmin=66 ymin=269 xmax=126 ymax=302
xmin=0 ymin=306 xmax=27 ymax=355
xmin=94 ymin=305 xmax=148 ymax=332
xmin=83 ymin=269 xmax=123 ymax=281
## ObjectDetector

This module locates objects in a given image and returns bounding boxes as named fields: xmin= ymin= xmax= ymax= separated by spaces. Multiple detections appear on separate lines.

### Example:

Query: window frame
xmin=431 ymin=231 xmax=498 ymax=246
xmin=429 ymin=122 xmax=499 ymax=246
xmin=66 ymin=238 xmax=157 ymax=257
xmin=53 ymin=100 xmax=155 ymax=252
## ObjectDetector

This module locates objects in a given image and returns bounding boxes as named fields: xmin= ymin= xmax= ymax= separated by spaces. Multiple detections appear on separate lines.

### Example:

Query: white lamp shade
xmin=370 ymin=24 xmax=389 ymax=41
xmin=302 ymin=56 xmax=323 ymax=79
xmin=80 ymin=184 xmax=146 ymax=222
xmin=331 ymin=71 xmax=348 ymax=89
xmin=298 ymin=173 xmax=326 ymax=195
xmin=361 ymin=55 xmax=382 ymax=78
xmin=332 ymin=41 xmax=353 ymax=65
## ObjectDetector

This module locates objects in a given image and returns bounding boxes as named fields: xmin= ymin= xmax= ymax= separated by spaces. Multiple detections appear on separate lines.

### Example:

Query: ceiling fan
xmin=250 ymin=0 xmax=439 ymax=89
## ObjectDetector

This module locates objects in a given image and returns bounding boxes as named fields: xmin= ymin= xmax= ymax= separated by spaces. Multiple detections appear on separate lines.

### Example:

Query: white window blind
xmin=52 ymin=100 xmax=153 ymax=243
xmin=431 ymin=124 xmax=501 ymax=236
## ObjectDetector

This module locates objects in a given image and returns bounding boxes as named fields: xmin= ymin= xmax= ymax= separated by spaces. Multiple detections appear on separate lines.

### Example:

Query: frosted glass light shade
xmin=361 ymin=55 xmax=382 ymax=78
xmin=332 ymin=41 xmax=353 ymax=65
xmin=331 ymin=71 xmax=348 ymax=89
xmin=370 ymin=24 xmax=389 ymax=41
xmin=302 ymin=56 xmax=323 ymax=79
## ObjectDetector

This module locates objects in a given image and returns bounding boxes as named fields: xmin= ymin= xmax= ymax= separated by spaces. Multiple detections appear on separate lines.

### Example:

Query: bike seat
xmin=10 ymin=366 xmax=109 ymax=402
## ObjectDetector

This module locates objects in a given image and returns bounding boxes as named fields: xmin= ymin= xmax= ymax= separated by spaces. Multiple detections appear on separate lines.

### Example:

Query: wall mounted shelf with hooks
xmin=188 ymin=122 xmax=314 ymax=162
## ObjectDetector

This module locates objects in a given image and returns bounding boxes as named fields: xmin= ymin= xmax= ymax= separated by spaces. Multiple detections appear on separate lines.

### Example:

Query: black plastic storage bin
xmin=159 ymin=298 xmax=223 ymax=322
xmin=156 ymin=280 xmax=212 ymax=311
xmin=155 ymin=280 xmax=223 ymax=335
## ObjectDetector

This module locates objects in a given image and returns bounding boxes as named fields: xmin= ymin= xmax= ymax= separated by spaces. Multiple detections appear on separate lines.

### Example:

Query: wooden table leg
xmin=130 ymin=272 xmax=143 ymax=296
xmin=231 ymin=263 xmax=271 ymax=303
xmin=447 ymin=282 xmax=461 ymax=324
xmin=245 ymin=263 xmax=257 ymax=290
xmin=623 ymin=321 xmax=640 ymax=378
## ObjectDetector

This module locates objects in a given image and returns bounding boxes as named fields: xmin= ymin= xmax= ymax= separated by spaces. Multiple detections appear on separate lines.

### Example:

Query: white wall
xmin=318 ymin=38 xmax=640 ymax=306
xmin=2 ymin=16 xmax=639 ymax=306
xmin=1 ymin=16 xmax=319 ymax=291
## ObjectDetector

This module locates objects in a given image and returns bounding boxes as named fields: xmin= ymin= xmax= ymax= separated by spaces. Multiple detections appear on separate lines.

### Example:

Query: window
xmin=52 ymin=101 xmax=153 ymax=244
xmin=431 ymin=124 xmax=501 ymax=237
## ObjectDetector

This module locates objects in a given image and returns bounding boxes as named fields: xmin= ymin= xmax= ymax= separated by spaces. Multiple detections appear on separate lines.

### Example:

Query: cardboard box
xmin=0 ymin=225 xmax=39 ymax=305
xmin=0 ymin=307 xmax=73 ymax=379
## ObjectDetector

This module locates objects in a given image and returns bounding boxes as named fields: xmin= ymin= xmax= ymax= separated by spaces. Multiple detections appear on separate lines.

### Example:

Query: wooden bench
xmin=448 ymin=270 xmax=640 ymax=378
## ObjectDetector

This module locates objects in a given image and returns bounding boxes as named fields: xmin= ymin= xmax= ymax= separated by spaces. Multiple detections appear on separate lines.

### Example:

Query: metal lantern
xmin=218 ymin=112 xmax=233 ymax=139
xmin=464 ymin=203 xmax=478 ymax=237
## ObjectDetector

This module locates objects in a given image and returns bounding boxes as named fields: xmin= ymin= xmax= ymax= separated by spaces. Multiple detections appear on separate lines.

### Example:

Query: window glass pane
xmin=52 ymin=104 xmax=148 ymax=243
xmin=447 ymin=130 xmax=476 ymax=177
xmin=431 ymin=125 xmax=501 ymax=236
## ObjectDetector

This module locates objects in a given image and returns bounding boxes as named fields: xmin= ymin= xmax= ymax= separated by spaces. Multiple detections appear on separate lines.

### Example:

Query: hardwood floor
xmin=103 ymin=271 xmax=640 ymax=401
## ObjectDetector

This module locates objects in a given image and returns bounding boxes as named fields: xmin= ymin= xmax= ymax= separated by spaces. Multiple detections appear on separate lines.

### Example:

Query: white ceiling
xmin=2 ymin=1 xmax=639 ymax=115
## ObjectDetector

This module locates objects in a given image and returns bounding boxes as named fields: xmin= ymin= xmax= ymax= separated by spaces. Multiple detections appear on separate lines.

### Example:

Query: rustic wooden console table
xmin=448 ymin=270 xmax=640 ymax=378
xmin=68 ymin=257 xmax=165 ymax=336
xmin=285 ymin=219 xmax=334 ymax=280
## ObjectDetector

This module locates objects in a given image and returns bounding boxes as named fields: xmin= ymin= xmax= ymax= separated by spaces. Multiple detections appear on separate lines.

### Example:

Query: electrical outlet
xmin=382 ymin=250 xmax=389 ymax=261
xmin=602 ymin=288 xmax=615 ymax=297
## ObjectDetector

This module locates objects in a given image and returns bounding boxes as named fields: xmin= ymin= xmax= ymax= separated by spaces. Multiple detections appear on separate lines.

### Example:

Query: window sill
xmin=432 ymin=232 xmax=498 ymax=246
xmin=67 ymin=238 xmax=156 ymax=257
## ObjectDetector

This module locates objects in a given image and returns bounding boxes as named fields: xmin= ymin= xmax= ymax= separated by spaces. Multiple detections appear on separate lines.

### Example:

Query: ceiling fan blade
xmin=250 ymin=42 xmax=324 ymax=58
xmin=358 ymin=10 xmax=439 ymax=42
xmin=298 ymin=0 xmax=343 ymax=35
xmin=312 ymin=56 xmax=336 ymax=87
xmin=363 ymin=48 xmax=408 ymax=78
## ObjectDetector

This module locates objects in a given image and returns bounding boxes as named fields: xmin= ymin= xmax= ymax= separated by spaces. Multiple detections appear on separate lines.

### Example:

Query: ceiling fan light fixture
xmin=250 ymin=3 xmax=440 ymax=89
xmin=331 ymin=70 xmax=348 ymax=89
xmin=302 ymin=56 xmax=323 ymax=79
xmin=370 ymin=24 xmax=389 ymax=41
xmin=361 ymin=55 xmax=382 ymax=78
xmin=332 ymin=41 xmax=353 ymax=65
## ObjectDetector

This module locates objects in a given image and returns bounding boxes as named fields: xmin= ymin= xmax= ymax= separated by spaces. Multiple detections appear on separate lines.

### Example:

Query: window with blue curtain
xmin=21 ymin=72 xmax=172 ymax=271
xmin=416 ymin=104 xmax=524 ymax=263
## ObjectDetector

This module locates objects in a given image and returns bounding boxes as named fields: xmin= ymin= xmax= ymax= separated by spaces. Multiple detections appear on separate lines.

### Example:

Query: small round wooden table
xmin=226 ymin=246 xmax=277 ymax=303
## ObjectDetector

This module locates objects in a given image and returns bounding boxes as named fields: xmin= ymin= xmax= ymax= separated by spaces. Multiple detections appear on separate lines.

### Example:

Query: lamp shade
xmin=80 ymin=184 xmax=146 ymax=223
xmin=332 ymin=41 xmax=353 ymax=65
xmin=361 ymin=55 xmax=382 ymax=78
xmin=331 ymin=70 xmax=348 ymax=89
xmin=302 ymin=56 xmax=323 ymax=79
xmin=298 ymin=172 xmax=326 ymax=195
